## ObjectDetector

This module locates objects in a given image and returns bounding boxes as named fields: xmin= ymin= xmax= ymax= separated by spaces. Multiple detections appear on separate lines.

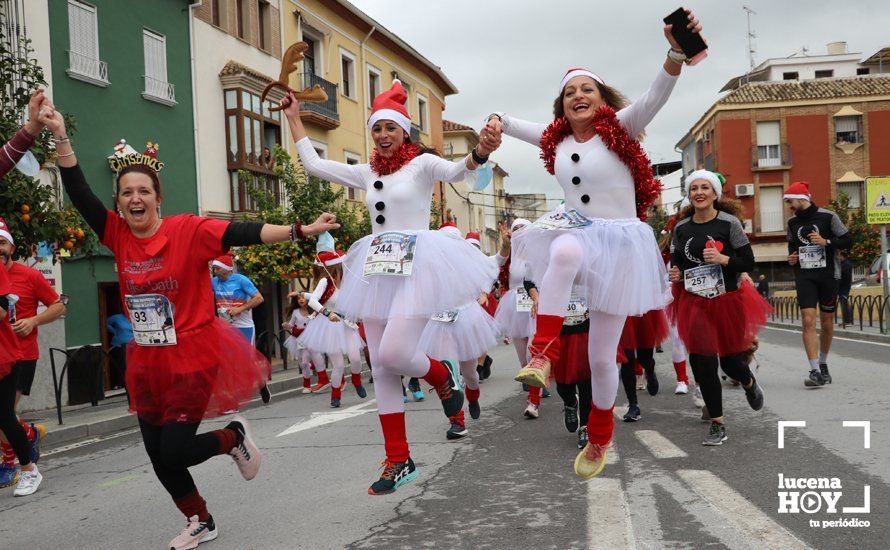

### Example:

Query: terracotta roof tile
xmin=443 ymin=119 xmax=476 ymax=133
xmin=218 ymin=61 xmax=274 ymax=83
xmin=719 ymin=76 xmax=890 ymax=104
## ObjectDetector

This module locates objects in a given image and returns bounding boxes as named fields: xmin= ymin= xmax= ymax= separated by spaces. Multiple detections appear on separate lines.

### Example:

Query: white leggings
xmin=294 ymin=349 xmax=313 ymax=379
xmin=363 ymin=316 xmax=432 ymax=415
xmin=512 ymin=337 xmax=529 ymax=367
xmin=310 ymin=349 xmax=362 ymax=386
xmin=459 ymin=360 xmax=480 ymax=391
xmin=668 ymin=321 xmax=687 ymax=363
xmin=537 ymin=232 xmax=626 ymax=410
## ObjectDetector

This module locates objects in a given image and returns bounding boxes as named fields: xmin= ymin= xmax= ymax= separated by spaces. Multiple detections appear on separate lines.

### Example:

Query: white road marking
xmin=634 ymin=430 xmax=688 ymax=459
xmin=607 ymin=441 xmax=619 ymax=465
xmin=676 ymin=470 xmax=811 ymax=550
xmin=43 ymin=428 xmax=141 ymax=457
xmin=587 ymin=477 xmax=636 ymax=549
xmin=276 ymin=399 xmax=377 ymax=437
xmin=763 ymin=325 xmax=890 ymax=347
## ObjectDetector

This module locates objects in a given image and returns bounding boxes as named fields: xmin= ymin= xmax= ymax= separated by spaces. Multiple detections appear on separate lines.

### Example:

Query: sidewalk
xmin=22 ymin=359 xmax=309 ymax=451
xmin=765 ymin=318 xmax=890 ymax=343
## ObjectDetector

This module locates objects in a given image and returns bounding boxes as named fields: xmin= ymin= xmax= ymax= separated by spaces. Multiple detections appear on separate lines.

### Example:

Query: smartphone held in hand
xmin=664 ymin=7 xmax=707 ymax=65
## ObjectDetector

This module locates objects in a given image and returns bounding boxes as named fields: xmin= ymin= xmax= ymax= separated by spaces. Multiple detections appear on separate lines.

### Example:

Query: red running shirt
xmin=7 ymin=262 xmax=60 ymax=360
xmin=0 ymin=264 xmax=22 ymax=366
xmin=101 ymin=212 xmax=229 ymax=337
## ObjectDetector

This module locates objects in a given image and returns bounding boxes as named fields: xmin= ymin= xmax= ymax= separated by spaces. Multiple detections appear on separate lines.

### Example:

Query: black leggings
xmin=0 ymin=364 xmax=30 ymax=465
xmin=619 ymin=348 xmax=655 ymax=406
xmin=556 ymin=382 xmax=592 ymax=427
xmin=138 ymin=419 xmax=224 ymax=500
xmin=689 ymin=354 xmax=753 ymax=419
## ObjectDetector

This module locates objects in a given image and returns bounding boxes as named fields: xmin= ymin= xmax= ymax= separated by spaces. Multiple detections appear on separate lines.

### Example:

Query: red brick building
xmin=677 ymin=71 xmax=890 ymax=271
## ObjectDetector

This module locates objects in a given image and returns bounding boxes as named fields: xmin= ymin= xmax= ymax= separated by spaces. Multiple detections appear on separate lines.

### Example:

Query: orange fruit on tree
xmin=63 ymin=240 xmax=74 ymax=249
xmin=21 ymin=213 xmax=31 ymax=223
xmin=75 ymin=229 xmax=85 ymax=239
xmin=20 ymin=204 xmax=30 ymax=214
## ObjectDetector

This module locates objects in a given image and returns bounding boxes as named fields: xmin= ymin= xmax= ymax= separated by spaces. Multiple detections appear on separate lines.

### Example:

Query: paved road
xmin=0 ymin=327 xmax=886 ymax=549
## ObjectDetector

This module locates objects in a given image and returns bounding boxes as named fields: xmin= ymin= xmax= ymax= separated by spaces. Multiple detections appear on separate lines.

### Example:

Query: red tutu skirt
xmin=668 ymin=281 xmax=772 ymax=357
xmin=619 ymin=310 xmax=669 ymax=350
xmin=552 ymin=330 xmax=590 ymax=384
xmin=482 ymin=292 xmax=499 ymax=318
xmin=126 ymin=318 xmax=271 ymax=425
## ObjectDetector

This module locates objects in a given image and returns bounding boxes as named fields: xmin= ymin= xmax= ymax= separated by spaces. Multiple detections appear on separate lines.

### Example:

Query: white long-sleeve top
xmin=296 ymin=137 xmax=475 ymax=233
xmin=496 ymin=252 xmax=530 ymax=290
xmin=500 ymin=68 xmax=678 ymax=220
xmin=287 ymin=309 xmax=312 ymax=331
xmin=302 ymin=278 xmax=340 ymax=313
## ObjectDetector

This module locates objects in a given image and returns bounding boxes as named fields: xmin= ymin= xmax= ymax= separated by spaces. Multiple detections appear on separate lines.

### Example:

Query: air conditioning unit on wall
xmin=735 ymin=184 xmax=755 ymax=197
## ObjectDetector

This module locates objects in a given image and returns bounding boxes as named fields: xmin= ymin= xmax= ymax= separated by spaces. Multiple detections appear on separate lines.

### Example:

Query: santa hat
xmin=784 ymin=181 xmax=811 ymax=201
xmin=511 ymin=218 xmax=532 ymax=232
xmin=315 ymin=250 xmax=345 ymax=267
xmin=368 ymin=80 xmax=412 ymax=135
xmin=559 ymin=67 xmax=604 ymax=93
xmin=0 ymin=217 xmax=13 ymax=246
xmin=212 ymin=253 xmax=235 ymax=271
xmin=438 ymin=221 xmax=462 ymax=240
xmin=686 ymin=169 xmax=723 ymax=200
xmin=465 ymin=232 xmax=481 ymax=247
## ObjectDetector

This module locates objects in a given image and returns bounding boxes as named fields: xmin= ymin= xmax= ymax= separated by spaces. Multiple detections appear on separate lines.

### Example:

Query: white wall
xmin=660 ymin=169 xmax=684 ymax=215
xmin=765 ymin=57 xmax=861 ymax=81
xmin=193 ymin=20 xmax=283 ymax=214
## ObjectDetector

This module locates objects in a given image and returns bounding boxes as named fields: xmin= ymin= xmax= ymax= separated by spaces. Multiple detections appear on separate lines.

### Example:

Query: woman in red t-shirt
xmin=39 ymin=106 xmax=337 ymax=549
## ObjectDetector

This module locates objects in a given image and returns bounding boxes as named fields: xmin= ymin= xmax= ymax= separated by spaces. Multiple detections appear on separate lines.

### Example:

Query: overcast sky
xmin=350 ymin=0 xmax=889 ymax=199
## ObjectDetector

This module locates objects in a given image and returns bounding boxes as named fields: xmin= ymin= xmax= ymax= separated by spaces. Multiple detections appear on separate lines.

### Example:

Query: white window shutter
xmin=756 ymin=121 xmax=780 ymax=146
xmin=68 ymin=1 xmax=98 ymax=58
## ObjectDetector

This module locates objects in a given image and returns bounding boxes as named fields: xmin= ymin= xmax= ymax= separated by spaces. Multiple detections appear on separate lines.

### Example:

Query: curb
xmin=765 ymin=321 xmax=890 ymax=344
xmin=41 ymin=371 xmax=307 ymax=451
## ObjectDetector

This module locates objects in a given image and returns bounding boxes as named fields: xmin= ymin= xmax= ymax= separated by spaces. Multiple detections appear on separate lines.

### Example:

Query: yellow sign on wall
xmin=866 ymin=176 xmax=890 ymax=225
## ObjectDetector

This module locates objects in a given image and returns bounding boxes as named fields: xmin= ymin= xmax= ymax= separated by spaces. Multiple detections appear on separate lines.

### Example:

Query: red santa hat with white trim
xmin=368 ymin=80 xmax=412 ymax=135
xmin=465 ymin=232 xmax=481 ymax=247
xmin=438 ymin=220 xmax=462 ymax=240
xmin=0 ymin=217 xmax=13 ymax=246
xmin=783 ymin=181 xmax=811 ymax=201
xmin=212 ymin=252 xmax=235 ymax=271
xmin=315 ymin=250 xmax=345 ymax=267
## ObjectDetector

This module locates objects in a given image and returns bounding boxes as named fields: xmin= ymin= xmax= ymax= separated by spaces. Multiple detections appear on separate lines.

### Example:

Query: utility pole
xmin=743 ymin=5 xmax=757 ymax=70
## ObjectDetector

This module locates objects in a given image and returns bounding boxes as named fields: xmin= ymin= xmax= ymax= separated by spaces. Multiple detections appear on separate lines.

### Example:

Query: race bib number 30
xmin=125 ymin=294 xmax=177 ymax=346
xmin=532 ymin=209 xmax=593 ymax=231
xmin=564 ymin=293 xmax=588 ymax=326
xmin=363 ymin=232 xmax=418 ymax=277
xmin=684 ymin=264 xmax=726 ymax=299
xmin=799 ymin=245 xmax=827 ymax=269
xmin=516 ymin=288 xmax=534 ymax=312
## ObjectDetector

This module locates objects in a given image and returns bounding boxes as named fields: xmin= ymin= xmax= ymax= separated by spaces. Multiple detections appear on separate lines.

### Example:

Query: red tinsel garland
xmin=370 ymin=142 xmax=422 ymax=176
xmin=538 ymin=106 xmax=661 ymax=221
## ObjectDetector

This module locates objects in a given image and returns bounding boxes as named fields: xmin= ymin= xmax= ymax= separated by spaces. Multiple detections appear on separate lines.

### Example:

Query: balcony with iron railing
xmin=231 ymin=169 xmax=281 ymax=213
xmin=751 ymin=144 xmax=792 ymax=170
xmin=66 ymin=50 xmax=109 ymax=87
xmin=142 ymin=76 xmax=176 ymax=106
xmin=757 ymin=210 xmax=787 ymax=234
xmin=298 ymin=72 xmax=339 ymax=129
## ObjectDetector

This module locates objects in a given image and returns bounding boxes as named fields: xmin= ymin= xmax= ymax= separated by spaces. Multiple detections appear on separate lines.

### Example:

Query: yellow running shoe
xmin=573 ymin=441 xmax=608 ymax=479
xmin=514 ymin=355 xmax=550 ymax=389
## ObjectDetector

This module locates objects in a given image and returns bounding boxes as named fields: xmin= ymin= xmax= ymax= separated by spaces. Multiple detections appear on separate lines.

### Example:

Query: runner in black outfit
xmin=783 ymin=181 xmax=851 ymax=387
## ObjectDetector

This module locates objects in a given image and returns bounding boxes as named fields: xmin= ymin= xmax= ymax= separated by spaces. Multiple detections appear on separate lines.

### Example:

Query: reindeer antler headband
xmin=260 ymin=42 xmax=329 ymax=112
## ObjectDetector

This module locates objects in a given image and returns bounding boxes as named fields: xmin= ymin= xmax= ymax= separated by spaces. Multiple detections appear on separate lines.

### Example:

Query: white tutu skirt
xmin=494 ymin=288 xmax=534 ymax=339
xmin=296 ymin=316 xmax=364 ymax=356
xmin=336 ymin=230 xmax=499 ymax=320
xmin=418 ymin=302 xmax=503 ymax=362
xmin=512 ymin=210 xmax=670 ymax=317
xmin=283 ymin=335 xmax=306 ymax=358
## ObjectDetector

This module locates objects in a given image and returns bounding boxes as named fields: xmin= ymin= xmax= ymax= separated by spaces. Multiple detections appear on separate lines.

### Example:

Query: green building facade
xmin=48 ymin=0 xmax=198 ymax=347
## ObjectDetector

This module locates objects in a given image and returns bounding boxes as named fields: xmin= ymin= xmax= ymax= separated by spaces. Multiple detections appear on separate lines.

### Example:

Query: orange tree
xmin=1 ymin=7 xmax=96 ymax=260
xmin=828 ymin=192 xmax=880 ymax=267
xmin=235 ymin=146 xmax=370 ymax=289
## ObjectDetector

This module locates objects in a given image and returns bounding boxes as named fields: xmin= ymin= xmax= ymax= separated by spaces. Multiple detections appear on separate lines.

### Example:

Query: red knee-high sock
xmin=174 ymin=489 xmax=210 ymax=522
xmin=1 ymin=441 xmax=15 ymax=466
xmin=303 ymin=377 xmax=311 ymax=389
xmin=465 ymin=387 xmax=480 ymax=403
xmin=529 ymin=314 xmax=564 ymax=364
xmin=586 ymin=404 xmax=615 ymax=446
xmin=332 ymin=385 xmax=342 ymax=400
xmin=422 ymin=357 xmax=449 ymax=387
xmin=528 ymin=386 xmax=541 ymax=406
xmin=673 ymin=360 xmax=688 ymax=383
xmin=351 ymin=373 xmax=363 ymax=387
xmin=212 ymin=427 xmax=238 ymax=455
xmin=449 ymin=409 xmax=465 ymax=427
xmin=19 ymin=420 xmax=35 ymax=441
xmin=316 ymin=369 xmax=330 ymax=385
xmin=379 ymin=412 xmax=409 ymax=462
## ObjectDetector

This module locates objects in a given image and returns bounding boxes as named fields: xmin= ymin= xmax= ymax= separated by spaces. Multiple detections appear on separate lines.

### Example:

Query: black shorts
xmin=795 ymin=276 xmax=839 ymax=313
xmin=14 ymin=359 xmax=38 ymax=395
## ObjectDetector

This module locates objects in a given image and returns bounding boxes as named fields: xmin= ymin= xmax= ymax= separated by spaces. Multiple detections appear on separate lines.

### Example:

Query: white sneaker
xmin=524 ymin=403 xmax=539 ymax=419
xmin=168 ymin=515 xmax=218 ymax=550
xmin=13 ymin=466 xmax=42 ymax=497
xmin=692 ymin=385 xmax=705 ymax=408
xmin=635 ymin=375 xmax=645 ymax=391
xmin=228 ymin=415 xmax=261 ymax=481
xmin=302 ymin=385 xmax=312 ymax=394
xmin=675 ymin=381 xmax=688 ymax=395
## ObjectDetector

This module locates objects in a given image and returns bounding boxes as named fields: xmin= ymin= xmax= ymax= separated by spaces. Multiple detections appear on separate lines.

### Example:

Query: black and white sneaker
xmin=433 ymin=360 xmax=464 ymax=418
xmin=468 ymin=400 xmax=481 ymax=420
xmin=481 ymin=355 xmax=493 ymax=380
xmin=805 ymin=369 xmax=826 ymax=387
xmin=368 ymin=457 xmax=418 ymax=495
xmin=702 ymin=422 xmax=727 ymax=446
xmin=446 ymin=421 xmax=468 ymax=440
xmin=259 ymin=384 xmax=272 ymax=404
xmin=330 ymin=399 xmax=341 ymax=408
xmin=646 ymin=370 xmax=659 ymax=396
xmin=623 ymin=404 xmax=641 ymax=422
xmin=577 ymin=426 xmax=589 ymax=449
xmin=227 ymin=415 xmax=260 ymax=480
xmin=819 ymin=363 xmax=832 ymax=384
xmin=563 ymin=404 xmax=579 ymax=433
xmin=168 ymin=515 xmax=218 ymax=549
xmin=744 ymin=377 xmax=764 ymax=411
